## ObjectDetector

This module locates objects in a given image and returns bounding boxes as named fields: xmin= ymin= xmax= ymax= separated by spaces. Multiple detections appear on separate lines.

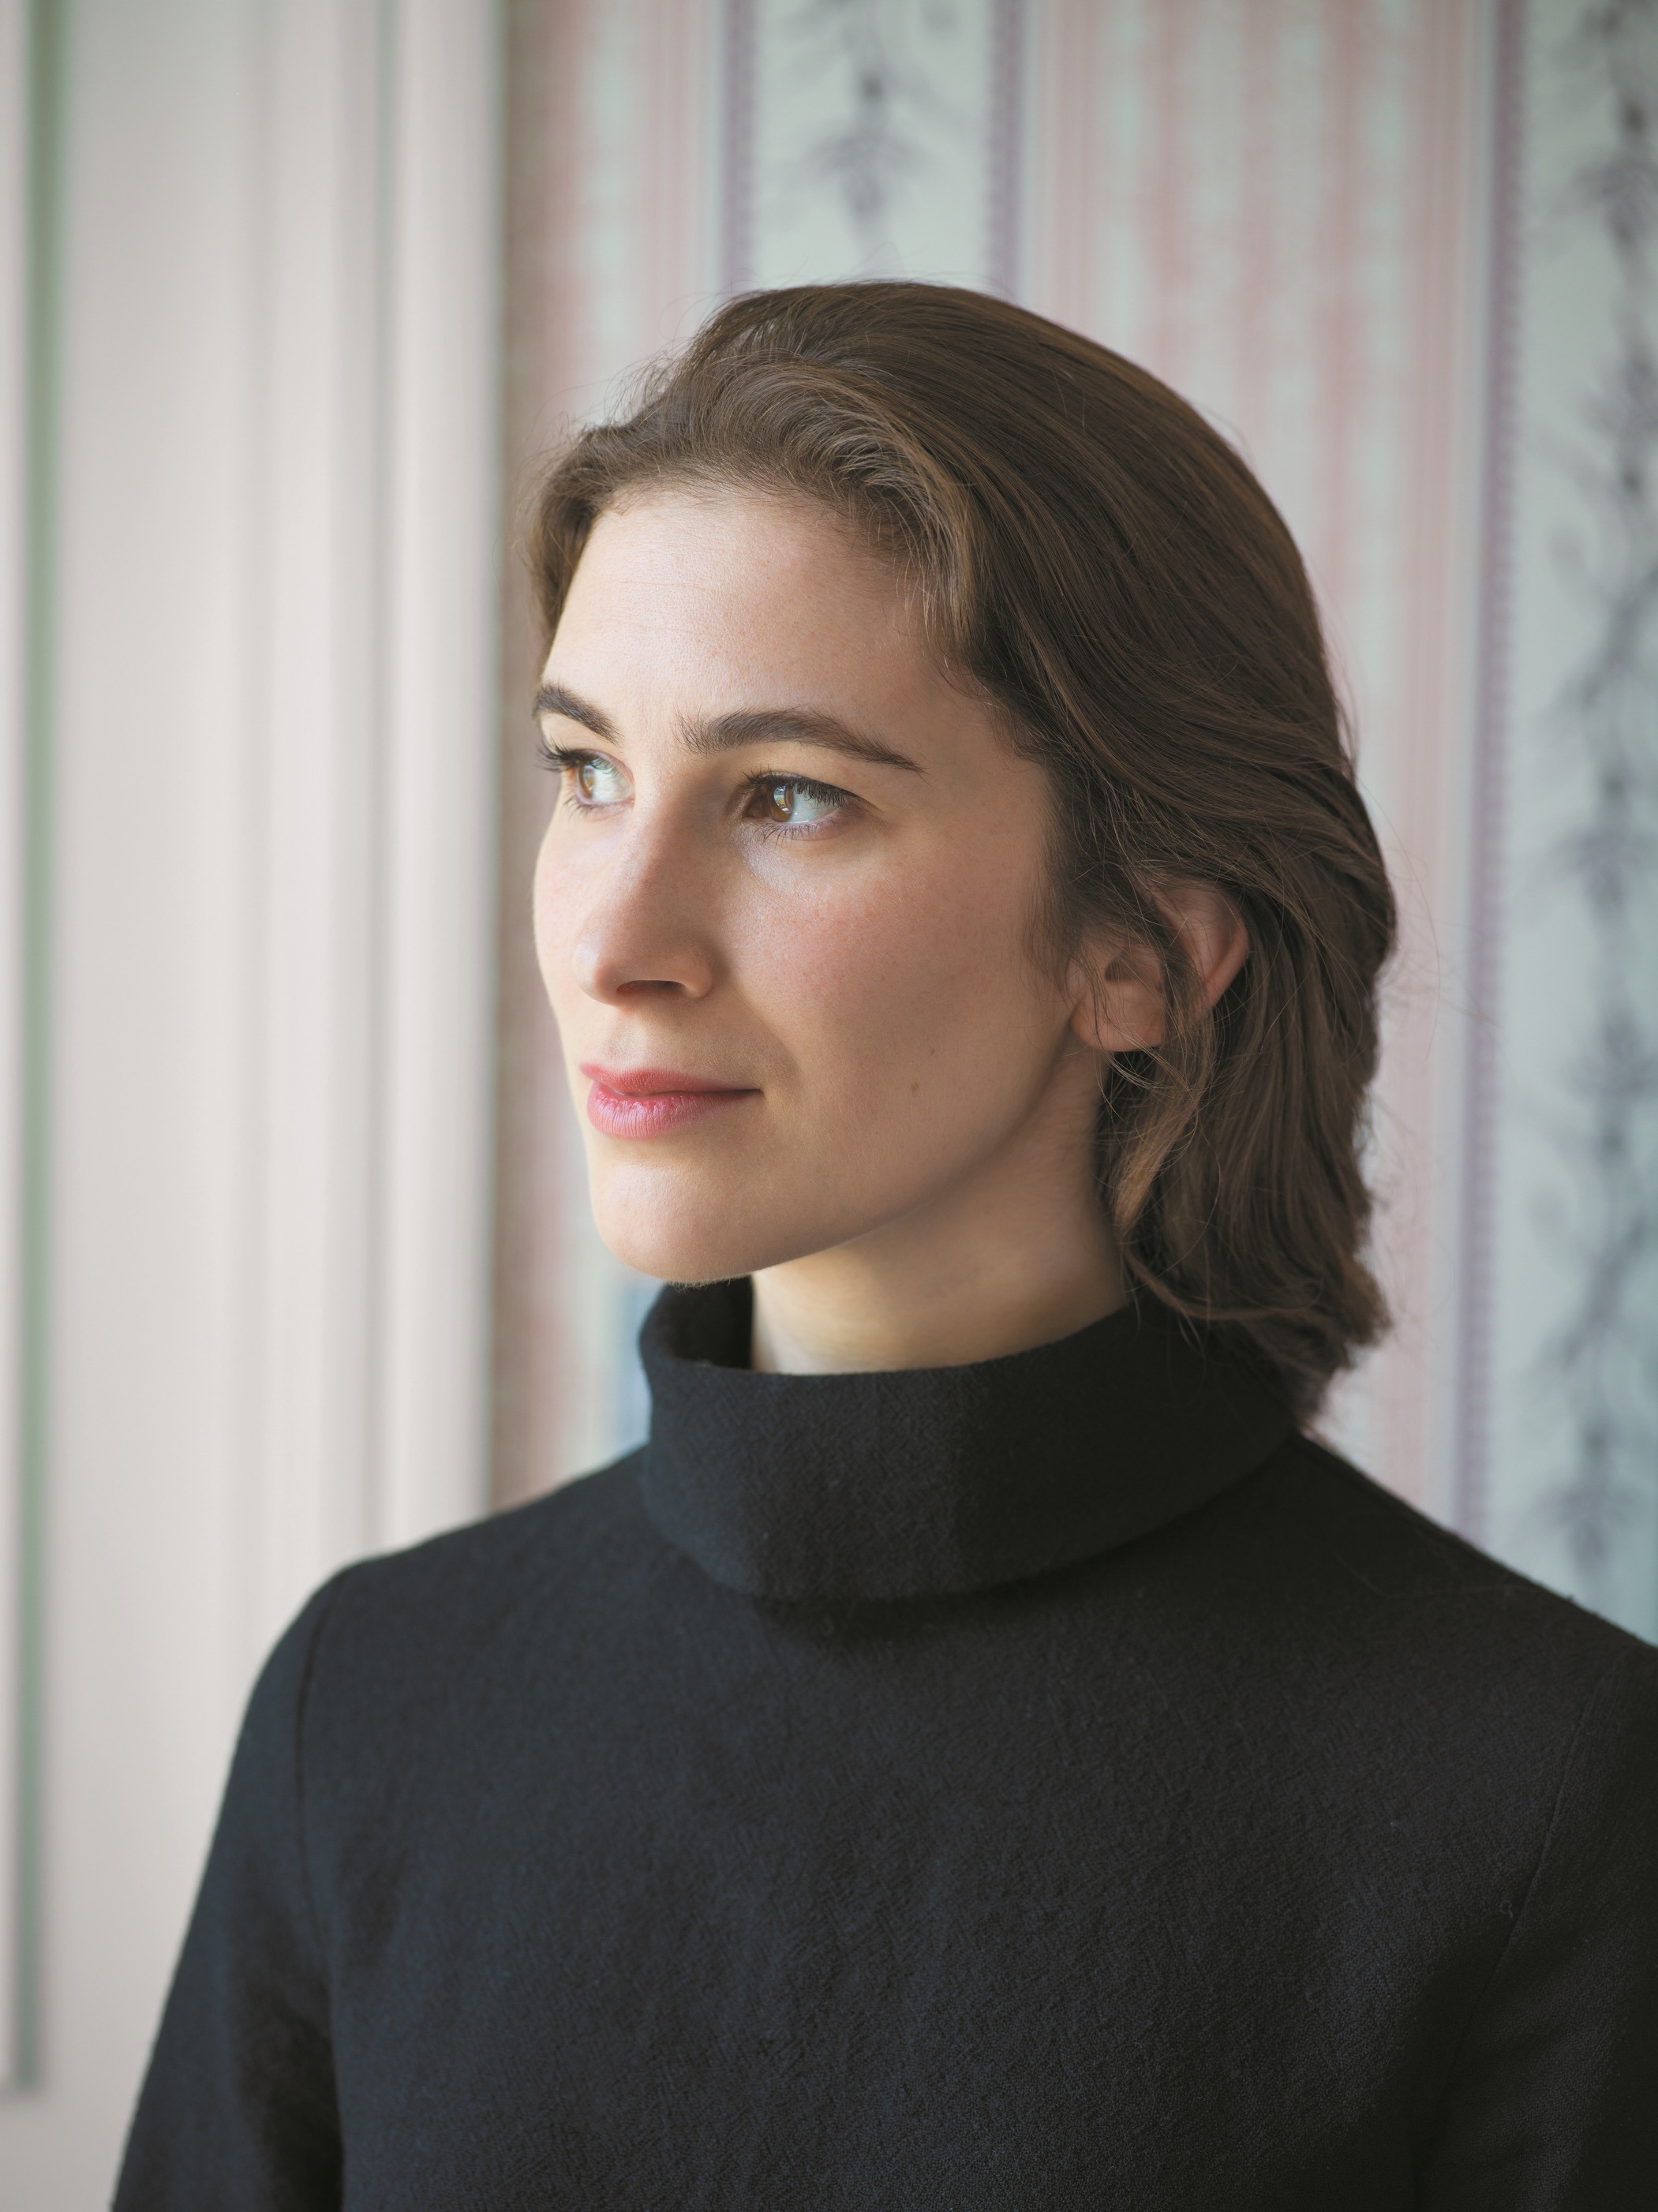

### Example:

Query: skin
xmin=533 ymin=486 xmax=1246 ymax=1375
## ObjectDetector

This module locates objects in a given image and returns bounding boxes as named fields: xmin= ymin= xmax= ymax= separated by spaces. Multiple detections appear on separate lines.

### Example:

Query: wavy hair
xmin=530 ymin=283 xmax=1396 ymax=1419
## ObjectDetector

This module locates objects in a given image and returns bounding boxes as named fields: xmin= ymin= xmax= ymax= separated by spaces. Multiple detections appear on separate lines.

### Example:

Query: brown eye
xmin=747 ymin=777 xmax=842 ymax=828
xmin=571 ymin=756 xmax=626 ymax=804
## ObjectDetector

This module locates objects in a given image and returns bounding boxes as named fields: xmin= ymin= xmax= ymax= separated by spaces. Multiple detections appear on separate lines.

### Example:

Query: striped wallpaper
xmin=496 ymin=0 xmax=1658 ymax=1641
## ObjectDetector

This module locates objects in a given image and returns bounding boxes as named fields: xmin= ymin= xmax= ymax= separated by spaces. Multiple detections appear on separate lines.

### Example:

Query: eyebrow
xmin=533 ymin=683 xmax=922 ymax=774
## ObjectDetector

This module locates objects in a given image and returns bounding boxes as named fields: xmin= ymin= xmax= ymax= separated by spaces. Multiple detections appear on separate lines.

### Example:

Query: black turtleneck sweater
xmin=118 ymin=1286 xmax=1657 ymax=2209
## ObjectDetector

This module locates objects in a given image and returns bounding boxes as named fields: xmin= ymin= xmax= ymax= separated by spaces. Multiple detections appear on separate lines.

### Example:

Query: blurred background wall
xmin=3 ymin=0 xmax=1656 ymax=2200
xmin=0 ymin=0 xmax=502 ymax=2197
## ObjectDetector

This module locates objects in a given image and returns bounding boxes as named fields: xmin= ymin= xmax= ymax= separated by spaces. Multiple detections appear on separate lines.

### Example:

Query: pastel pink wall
xmin=494 ymin=0 xmax=1658 ymax=1642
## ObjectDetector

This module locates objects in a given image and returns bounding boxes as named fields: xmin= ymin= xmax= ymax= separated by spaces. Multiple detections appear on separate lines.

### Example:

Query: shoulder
xmin=1131 ymin=1434 xmax=1658 ymax=1948
xmin=1259 ymin=1428 xmax=1644 ymax=1626
xmin=344 ymin=1447 xmax=651 ymax=1598
xmin=296 ymin=1452 xmax=663 ymax=1714
xmin=1220 ymin=1427 xmax=1656 ymax=1736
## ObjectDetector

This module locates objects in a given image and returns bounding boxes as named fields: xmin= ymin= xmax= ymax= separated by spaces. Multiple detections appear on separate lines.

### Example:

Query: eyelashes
xmin=745 ymin=774 xmax=847 ymax=830
xmin=537 ymin=742 xmax=854 ymax=835
xmin=536 ymin=739 xmax=597 ymax=777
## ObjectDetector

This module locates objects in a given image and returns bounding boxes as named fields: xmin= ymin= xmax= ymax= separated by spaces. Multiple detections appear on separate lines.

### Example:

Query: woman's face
xmin=533 ymin=485 xmax=1101 ymax=1286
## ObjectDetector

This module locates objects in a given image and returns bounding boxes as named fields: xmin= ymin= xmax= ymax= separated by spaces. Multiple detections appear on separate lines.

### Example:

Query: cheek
xmin=749 ymin=844 xmax=1054 ymax=1103
xmin=532 ymin=829 xmax=580 ymax=1015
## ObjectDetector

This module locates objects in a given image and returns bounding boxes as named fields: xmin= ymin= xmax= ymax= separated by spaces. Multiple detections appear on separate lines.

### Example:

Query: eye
xmin=549 ymin=750 xmax=628 ymax=807
xmin=745 ymin=776 xmax=846 ymax=830
xmin=580 ymin=757 xmax=624 ymax=801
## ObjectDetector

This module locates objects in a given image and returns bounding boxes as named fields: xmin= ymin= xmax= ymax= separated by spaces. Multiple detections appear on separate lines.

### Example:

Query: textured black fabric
xmin=641 ymin=1283 xmax=1291 ymax=1600
xmin=117 ymin=1284 xmax=1658 ymax=2210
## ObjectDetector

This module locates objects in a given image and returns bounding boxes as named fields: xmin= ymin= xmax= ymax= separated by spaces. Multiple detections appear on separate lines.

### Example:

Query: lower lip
xmin=585 ymin=1082 xmax=758 ymax=1140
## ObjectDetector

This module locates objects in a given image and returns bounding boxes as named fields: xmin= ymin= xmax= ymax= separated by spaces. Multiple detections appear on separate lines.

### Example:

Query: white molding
xmin=0 ymin=0 xmax=501 ymax=2187
xmin=244 ymin=0 xmax=399 ymax=1652
xmin=0 ymin=0 xmax=28 ymax=2098
xmin=376 ymin=0 xmax=501 ymax=1552
xmin=244 ymin=0 xmax=500 ymax=1655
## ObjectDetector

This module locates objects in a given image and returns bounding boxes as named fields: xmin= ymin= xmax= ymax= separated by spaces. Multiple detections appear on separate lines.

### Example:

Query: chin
xmin=589 ymin=1162 xmax=848 ymax=1286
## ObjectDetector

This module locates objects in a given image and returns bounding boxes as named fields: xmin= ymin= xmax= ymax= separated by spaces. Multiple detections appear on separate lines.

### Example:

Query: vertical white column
xmin=243 ymin=0 xmax=502 ymax=1675
xmin=0 ymin=0 xmax=30 ymax=2095
xmin=21 ymin=4 xmax=271 ymax=2193
xmin=376 ymin=0 xmax=501 ymax=1551
xmin=0 ymin=0 xmax=503 ymax=2195
xmin=244 ymin=0 xmax=394 ymax=1664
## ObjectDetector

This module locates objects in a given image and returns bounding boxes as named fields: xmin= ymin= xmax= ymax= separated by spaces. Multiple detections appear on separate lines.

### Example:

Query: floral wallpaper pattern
xmin=500 ymin=0 xmax=1658 ymax=1640
xmin=1468 ymin=0 xmax=1658 ymax=1630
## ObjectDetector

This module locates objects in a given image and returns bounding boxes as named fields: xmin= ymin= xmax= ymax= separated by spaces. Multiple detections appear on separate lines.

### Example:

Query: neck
xmin=750 ymin=1053 xmax=1124 ymax=1375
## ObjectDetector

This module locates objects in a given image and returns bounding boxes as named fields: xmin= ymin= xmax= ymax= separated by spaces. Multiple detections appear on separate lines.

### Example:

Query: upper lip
xmin=580 ymin=1063 xmax=754 ymax=1096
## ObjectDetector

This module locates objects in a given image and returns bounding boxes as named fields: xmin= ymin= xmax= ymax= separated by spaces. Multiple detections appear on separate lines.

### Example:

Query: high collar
xmin=638 ymin=1280 xmax=1291 ymax=1604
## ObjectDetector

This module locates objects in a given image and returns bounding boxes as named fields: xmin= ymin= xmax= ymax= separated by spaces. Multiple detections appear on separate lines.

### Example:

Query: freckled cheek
xmin=740 ymin=872 xmax=1019 ymax=1089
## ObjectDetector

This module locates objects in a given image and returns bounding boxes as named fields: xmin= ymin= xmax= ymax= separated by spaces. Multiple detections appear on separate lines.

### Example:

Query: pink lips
xmin=581 ymin=1064 xmax=759 ymax=1140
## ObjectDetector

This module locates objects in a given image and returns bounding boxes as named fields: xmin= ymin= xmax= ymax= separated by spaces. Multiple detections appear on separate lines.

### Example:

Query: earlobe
xmin=1068 ymin=884 xmax=1249 ymax=1054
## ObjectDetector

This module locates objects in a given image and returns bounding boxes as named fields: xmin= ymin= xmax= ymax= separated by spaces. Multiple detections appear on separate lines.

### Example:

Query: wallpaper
xmin=1467 ymin=0 xmax=1658 ymax=1632
xmin=497 ymin=0 xmax=1658 ymax=1641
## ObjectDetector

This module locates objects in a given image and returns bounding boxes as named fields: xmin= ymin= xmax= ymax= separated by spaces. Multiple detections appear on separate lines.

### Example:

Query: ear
xmin=1069 ymin=882 xmax=1249 ymax=1053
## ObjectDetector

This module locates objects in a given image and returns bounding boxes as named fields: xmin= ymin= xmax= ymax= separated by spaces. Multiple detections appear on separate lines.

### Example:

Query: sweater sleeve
xmin=1419 ymin=1642 xmax=1658 ymax=2210
xmin=114 ymin=1579 xmax=346 ymax=2211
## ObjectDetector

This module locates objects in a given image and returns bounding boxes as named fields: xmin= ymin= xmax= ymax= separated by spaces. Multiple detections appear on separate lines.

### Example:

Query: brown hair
xmin=530 ymin=283 xmax=1395 ymax=1419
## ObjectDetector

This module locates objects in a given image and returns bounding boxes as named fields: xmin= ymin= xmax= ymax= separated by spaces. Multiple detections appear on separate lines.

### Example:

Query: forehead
xmin=547 ymin=487 xmax=924 ymax=698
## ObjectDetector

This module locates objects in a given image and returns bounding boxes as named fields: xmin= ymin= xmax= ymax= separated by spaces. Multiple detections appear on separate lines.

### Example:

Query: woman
xmin=119 ymin=284 xmax=1655 ymax=2207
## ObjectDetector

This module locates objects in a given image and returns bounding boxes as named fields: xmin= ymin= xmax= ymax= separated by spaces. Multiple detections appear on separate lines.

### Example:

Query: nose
xmin=565 ymin=813 xmax=719 ymax=1005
